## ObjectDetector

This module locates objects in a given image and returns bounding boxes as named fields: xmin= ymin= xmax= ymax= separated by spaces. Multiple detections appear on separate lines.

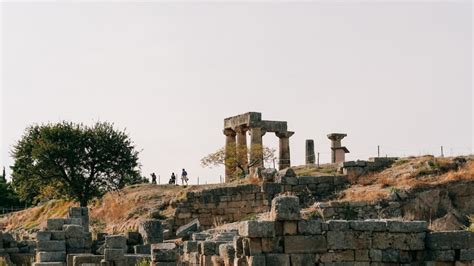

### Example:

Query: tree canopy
xmin=11 ymin=121 xmax=142 ymax=207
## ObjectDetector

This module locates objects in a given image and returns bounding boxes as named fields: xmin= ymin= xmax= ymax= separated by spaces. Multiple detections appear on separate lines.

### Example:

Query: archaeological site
xmin=0 ymin=112 xmax=473 ymax=266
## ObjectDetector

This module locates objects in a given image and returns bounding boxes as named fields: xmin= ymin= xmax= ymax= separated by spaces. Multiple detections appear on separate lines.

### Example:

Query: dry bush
xmin=339 ymin=186 xmax=389 ymax=203
xmin=247 ymin=176 xmax=262 ymax=186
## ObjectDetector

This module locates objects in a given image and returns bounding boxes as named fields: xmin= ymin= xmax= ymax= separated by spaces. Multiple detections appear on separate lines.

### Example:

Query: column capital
xmin=223 ymin=128 xmax=236 ymax=137
xmin=234 ymin=126 xmax=248 ymax=134
xmin=276 ymin=131 xmax=294 ymax=138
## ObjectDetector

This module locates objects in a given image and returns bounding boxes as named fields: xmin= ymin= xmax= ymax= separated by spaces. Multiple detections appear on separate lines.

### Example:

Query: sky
xmin=1 ymin=1 xmax=472 ymax=184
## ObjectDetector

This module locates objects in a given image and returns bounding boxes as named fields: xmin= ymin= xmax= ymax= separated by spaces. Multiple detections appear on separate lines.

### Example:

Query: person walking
xmin=181 ymin=168 xmax=188 ymax=186
xmin=169 ymin=172 xmax=177 ymax=185
xmin=150 ymin=173 xmax=157 ymax=184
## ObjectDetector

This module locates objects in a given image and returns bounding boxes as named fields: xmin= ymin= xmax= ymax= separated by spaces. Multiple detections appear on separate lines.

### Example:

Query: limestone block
xmin=66 ymin=238 xmax=85 ymax=249
xmin=64 ymin=218 xmax=82 ymax=226
xmin=36 ymin=252 xmax=66 ymax=262
xmin=328 ymin=220 xmax=349 ymax=231
xmin=219 ymin=244 xmax=235 ymax=262
xmin=283 ymin=235 xmax=327 ymax=253
xmin=104 ymin=249 xmax=125 ymax=261
xmin=261 ymin=237 xmax=283 ymax=253
xmin=37 ymin=232 xmax=52 ymax=241
xmin=239 ymin=221 xmax=275 ymax=238
xmin=369 ymin=249 xmax=382 ymax=262
xmin=151 ymin=243 xmax=177 ymax=262
xmin=63 ymin=225 xmax=84 ymax=239
xmin=133 ymin=244 xmax=150 ymax=254
xmin=68 ymin=207 xmax=82 ymax=218
xmin=192 ymin=232 xmax=210 ymax=241
xmin=350 ymin=220 xmax=387 ymax=232
xmin=372 ymin=232 xmax=425 ymax=250
xmin=176 ymin=218 xmax=200 ymax=239
xmin=460 ymin=249 xmax=474 ymax=261
xmin=247 ymin=255 xmax=265 ymax=266
xmin=428 ymin=250 xmax=455 ymax=261
xmin=386 ymin=220 xmax=427 ymax=232
xmin=426 ymin=231 xmax=471 ymax=250
xmin=47 ymin=219 xmax=65 ymax=231
xmin=283 ymin=222 xmax=297 ymax=235
xmin=381 ymin=249 xmax=400 ymax=263
xmin=37 ymin=241 xmax=66 ymax=252
xmin=321 ymin=250 xmax=354 ymax=262
xmin=270 ymin=196 xmax=301 ymax=221
xmin=290 ymin=254 xmax=315 ymax=266
xmin=355 ymin=249 xmax=370 ymax=261
xmin=50 ymin=231 xmax=66 ymax=241
xmin=72 ymin=254 xmax=103 ymax=266
xmin=105 ymin=235 xmax=126 ymax=249
xmin=298 ymin=220 xmax=322 ymax=235
xmin=265 ymin=254 xmax=290 ymax=265
xmin=138 ymin=219 xmax=163 ymax=245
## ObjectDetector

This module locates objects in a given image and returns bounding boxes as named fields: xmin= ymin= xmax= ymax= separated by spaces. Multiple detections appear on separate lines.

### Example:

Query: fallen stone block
xmin=284 ymin=235 xmax=327 ymax=253
xmin=270 ymin=196 xmax=301 ymax=221
xmin=239 ymin=221 xmax=275 ymax=238
xmin=298 ymin=220 xmax=322 ymax=235
xmin=104 ymin=248 xmax=125 ymax=262
xmin=47 ymin=219 xmax=65 ymax=231
xmin=386 ymin=220 xmax=427 ymax=232
xmin=37 ymin=241 xmax=66 ymax=252
xmin=105 ymin=235 xmax=126 ymax=249
xmin=63 ymin=225 xmax=84 ymax=239
xmin=138 ymin=219 xmax=163 ymax=245
xmin=176 ymin=218 xmax=200 ymax=239
xmin=36 ymin=252 xmax=66 ymax=262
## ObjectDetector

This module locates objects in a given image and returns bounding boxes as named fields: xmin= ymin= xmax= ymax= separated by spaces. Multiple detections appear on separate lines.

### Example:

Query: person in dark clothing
xmin=169 ymin=172 xmax=177 ymax=185
xmin=150 ymin=173 xmax=157 ymax=184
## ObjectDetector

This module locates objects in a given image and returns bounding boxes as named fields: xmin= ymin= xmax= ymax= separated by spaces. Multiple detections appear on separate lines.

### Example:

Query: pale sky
xmin=1 ymin=1 xmax=472 ymax=184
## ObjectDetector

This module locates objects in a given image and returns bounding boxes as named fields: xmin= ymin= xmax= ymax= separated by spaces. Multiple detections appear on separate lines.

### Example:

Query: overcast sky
xmin=1 ymin=1 xmax=472 ymax=184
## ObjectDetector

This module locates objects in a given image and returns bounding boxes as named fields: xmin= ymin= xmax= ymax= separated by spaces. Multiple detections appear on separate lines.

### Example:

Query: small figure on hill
xmin=169 ymin=172 xmax=177 ymax=185
xmin=181 ymin=168 xmax=188 ymax=186
xmin=150 ymin=173 xmax=157 ymax=184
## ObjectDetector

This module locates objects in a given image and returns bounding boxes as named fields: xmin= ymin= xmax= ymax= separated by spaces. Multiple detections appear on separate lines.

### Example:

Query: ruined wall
xmin=173 ymin=175 xmax=348 ymax=232
xmin=180 ymin=196 xmax=474 ymax=265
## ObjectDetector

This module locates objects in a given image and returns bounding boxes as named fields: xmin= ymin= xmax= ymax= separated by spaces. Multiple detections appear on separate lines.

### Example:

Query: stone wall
xmin=180 ymin=196 xmax=474 ymax=265
xmin=340 ymin=157 xmax=397 ymax=177
xmin=173 ymin=174 xmax=348 ymax=233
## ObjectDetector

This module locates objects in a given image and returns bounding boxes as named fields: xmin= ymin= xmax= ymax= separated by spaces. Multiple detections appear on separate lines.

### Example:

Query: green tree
xmin=11 ymin=121 xmax=141 ymax=207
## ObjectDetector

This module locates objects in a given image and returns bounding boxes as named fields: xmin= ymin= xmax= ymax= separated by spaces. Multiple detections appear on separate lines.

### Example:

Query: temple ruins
xmin=223 ymin=112 xmax=294 ymax=180
xmin=327 ymin=133 xmax=349 ymax=163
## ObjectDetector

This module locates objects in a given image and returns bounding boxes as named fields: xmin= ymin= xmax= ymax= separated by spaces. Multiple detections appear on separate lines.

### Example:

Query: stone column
xmin=327 ymin=133 xmax=348 ymax=163
xmin=305 ymin=139 xmax=315 ymax=165
xmin=223 ymin=128 xmax=237 ymax=181
xmin=249 ymin=127 xmax=264 ymax=169
xmin=276 ymin=131 xmax=294 ymax=170
xmin=235 ymin=126 xmax=248 ymax=173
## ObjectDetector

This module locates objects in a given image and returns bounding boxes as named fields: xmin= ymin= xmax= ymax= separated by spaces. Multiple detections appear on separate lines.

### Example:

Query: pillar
xmin=327 ymin=133 xmax=348 ymax=164
xmin=305 ymin=139 xmax=315 ymax=165
xmin=223 ymin=128 xmax=236 ymax=181
xmin=235 ymin=126 xmax=248 ymax=173
xmin=276 ymin=131 xmax=294 ymax=170
xmin=249 ymin=127 xmax=264 ymax=169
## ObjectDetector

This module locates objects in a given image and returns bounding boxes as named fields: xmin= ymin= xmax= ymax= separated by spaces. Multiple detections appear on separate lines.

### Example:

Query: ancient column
xmin=235 ymin=126 xmax=248 ymax=173
xmin=305 ymin=139 xmax=315 ymax=165
xmin=276 ymin=131 xmax=294 ymax=170
xmin=249 ymin=127 xmax=264 ymax=169
xmin=327 ymin=133 xmax=348 ymax=163
xmin=223 ymin=128 xmax=237 ymax=181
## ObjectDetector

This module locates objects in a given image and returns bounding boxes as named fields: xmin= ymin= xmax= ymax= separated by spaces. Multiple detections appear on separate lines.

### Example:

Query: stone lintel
xmin=224 ymin=112 xmax=262 ymax=129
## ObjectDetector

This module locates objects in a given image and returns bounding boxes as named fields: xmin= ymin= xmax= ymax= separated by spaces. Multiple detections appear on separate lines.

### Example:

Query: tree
xmin=11 ymin=121 xmax=141 ymax=207
xmin=201 ymin=146 xmax=277 ymax=176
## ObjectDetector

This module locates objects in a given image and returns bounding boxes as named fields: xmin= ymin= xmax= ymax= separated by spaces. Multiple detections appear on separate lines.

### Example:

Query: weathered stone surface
xmin=327 ymin=231 xmax=370 ymax=250
xmin=350 ymin=220 xmax=387 ymax=232
xmin=125 ymin=232 xmax=142 ymax=246
xmin=298 ymin=220 xmax=322 ymax=235
xmin=133 ymin=244 xmax=150 ymax=254
xmin=239 ymin=221 xmax=275 ymax=238
xmin=47 ymin=219 xmax=65 ymax=231
xmin=261 ymin=168 xmax=277 ymax=182
xmin=355 ymin=249 xmax=370 ymax=261
xmin=37 ymin=241 xmax=66 ymax=252
xmin=219 ymin=244 xmax=235 ymax=261
xmin=426 ymin=231 xmax=471 ymax=250
xmin=200 ymin=241 xmax=216 ymax=256
xmin=372 ymin=232 xmax=425 ymax=250
xmin=63 ymin=225 xmax=84 ymax=239
xmin=176 ymin=218 xmax=200 ymax=239
xmin=66 ymin=238 xmax=85 ymax=249
xmin=37 ymin=232 xmax=51 ymax=242
xmin=105 ymin=235 xmax=126 ymax=249
xmin=270 ymin=196 xmax=301 ymax=221
xmin=290 ymin=254 xmax=315 ymax=266
xmin=247 ymin=255 xmax=266 ymax=266
xmin=265 ymin=253 xmax=290 ymax=265
xmin=460 ymin=249 xmax=474 ymax=261
xmin=386 ymin=220 xmax=427 ymax=232
xmin=36 ymin=252 xmax=66 ymax=262
xmin=328 ymin=220 xmax=349 ymax=231
xmin=283 ymin=222 xmax=297 ymax=235
xmin=138 ymin=219 xmax=163 ymax=245
xmin=284 ymin=235 xmax=327 ymax=253
xmin=183 ymin=241 xmax=198 ymax=253
xmin=248 ymin=238 xmax=262 ymax=255
xmin=381 ymin=249 xmax=399 ymax=263
xmin=369 ymin=249 xmax=382 ymax=262
xmin=104 ymin=249 xmax=125 ymax=261
xmin=428 ymin=250 xmax=455 ymax=261
xmin=50 ymin=231 xmax=66 ymax=241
